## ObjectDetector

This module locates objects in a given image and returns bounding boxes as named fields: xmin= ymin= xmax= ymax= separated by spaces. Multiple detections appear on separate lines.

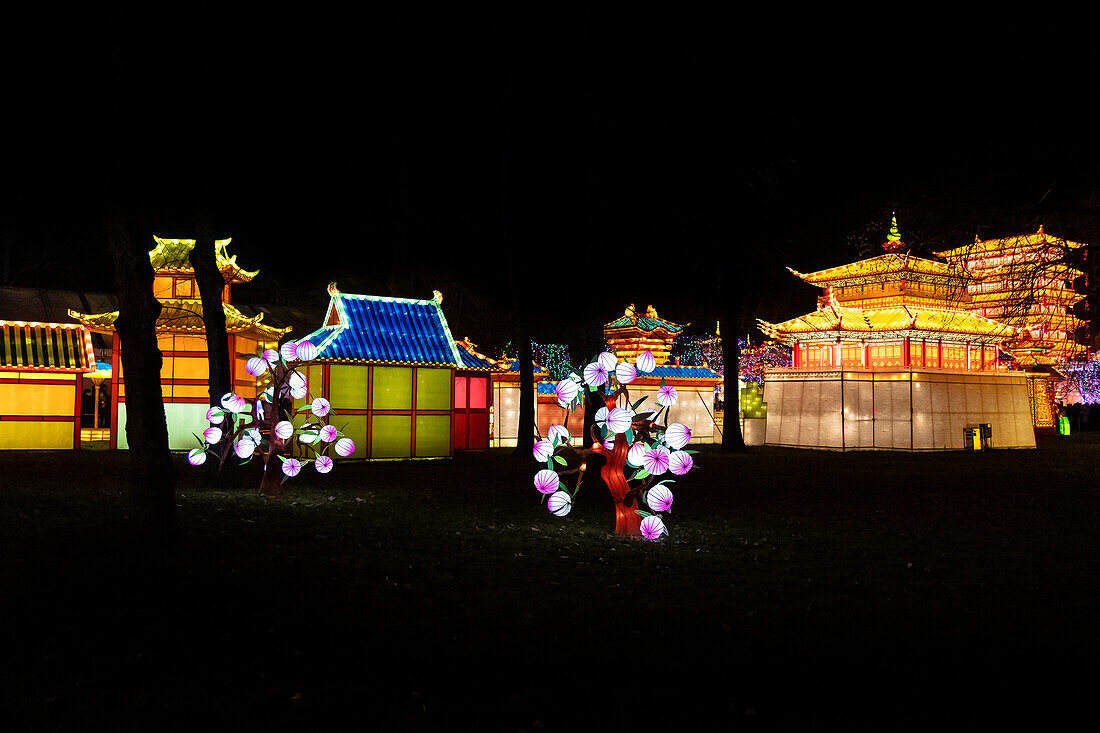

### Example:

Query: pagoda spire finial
xmin=882 ymin=213 xmax=906 ymax=253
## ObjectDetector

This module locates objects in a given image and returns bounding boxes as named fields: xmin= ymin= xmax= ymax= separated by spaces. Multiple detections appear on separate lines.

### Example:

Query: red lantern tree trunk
xmin=596 ymin=394 xmax=641 ymax=536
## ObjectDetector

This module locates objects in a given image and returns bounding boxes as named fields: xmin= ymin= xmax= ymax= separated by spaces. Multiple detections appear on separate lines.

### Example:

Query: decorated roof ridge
xmin=292 ymin=284 xmax=466 ymax=367
xmin=67 ymin=301 xmax=292 ymax=339
xmin=455 ymin=337 xmax=501 ymax=371
xmin=602 ymin=303 xmax=686 ymax=333
xmin=148 ymin=236 xmax=260 ymax=283
xmin=934 ymin=226 xmax=1088 ymax=258
xmin=758 ymin=302 xmax=1016 ymax=340
xmin=498 ymin=357 xmax=550 ymax=375
xmin=787 ymin=251 xmax=973 ymax=285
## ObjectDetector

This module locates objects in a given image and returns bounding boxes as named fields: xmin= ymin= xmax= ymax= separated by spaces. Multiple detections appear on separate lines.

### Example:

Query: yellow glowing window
xmin=153 ymin=277 xmax=173 ymax=300
xmin=373 ymin=367 xmax=412 ymax=410
xmin=415 ymin=368 xmax=451 ymax=411
xmin=329 ymin=365 xmax=369 ymax=409
xmin=174 ymin=277 xmax=194 ymax=298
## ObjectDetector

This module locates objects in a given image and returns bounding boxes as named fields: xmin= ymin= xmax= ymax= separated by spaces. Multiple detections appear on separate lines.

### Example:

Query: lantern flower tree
xmin=532 ymin=349 xmax=696 ymax=541
xmin=188 ymin=340 xmax=355 ymax=495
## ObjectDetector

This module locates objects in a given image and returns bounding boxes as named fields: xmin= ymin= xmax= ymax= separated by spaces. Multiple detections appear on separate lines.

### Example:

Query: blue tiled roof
xmin=292 ymin=290 xmax=465 ymax=367
xmin=536 ymin=382 xmax=558 ymax=394
xmin=637 ymin=365 xmax=722 ymax=380
xmin=458 ymin=347 xmax=497 ymax=370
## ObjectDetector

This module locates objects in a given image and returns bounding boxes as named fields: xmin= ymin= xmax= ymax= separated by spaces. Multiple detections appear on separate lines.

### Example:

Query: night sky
xmin=6 ymin=9 xmax=1100 ymax=354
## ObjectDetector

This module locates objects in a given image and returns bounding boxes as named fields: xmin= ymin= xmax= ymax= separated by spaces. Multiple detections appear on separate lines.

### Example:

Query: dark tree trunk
xmin=720 ymin=318 xmax=747 ymax=452
xmin=106 ymin=202 xmax=177 ymax=550
xmin=192 ymin=222 xmax=232 ymax=406
xmin=513 ymin=330 xmax=536 ymax=456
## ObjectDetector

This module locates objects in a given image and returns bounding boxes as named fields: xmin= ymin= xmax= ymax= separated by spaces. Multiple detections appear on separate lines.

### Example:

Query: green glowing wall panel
xmin=415 ymin=368 xmax=452 ymax=410
xmin=334 ymin=414 xmax=368 ymax=459
xmin=372 ymin=367 xmax=412 ymax=410
xmin=329 ymin=365 xmax=368 ymax=409
xmin=371 ymin=414 xmax=411 ymax=457
xmin=117 ymin=402 xmax=208 ymax=450
xmin=415 ymin=414 xmax=451 ymax=457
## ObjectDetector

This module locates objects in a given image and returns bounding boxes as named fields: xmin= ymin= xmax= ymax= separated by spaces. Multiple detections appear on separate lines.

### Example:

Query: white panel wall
xmin=764 ymin=369 xmax=1035 ymax=451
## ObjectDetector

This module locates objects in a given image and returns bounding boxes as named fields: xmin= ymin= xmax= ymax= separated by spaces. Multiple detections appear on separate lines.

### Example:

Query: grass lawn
xmin=3 ymin=435 xmax=1100 ymax=731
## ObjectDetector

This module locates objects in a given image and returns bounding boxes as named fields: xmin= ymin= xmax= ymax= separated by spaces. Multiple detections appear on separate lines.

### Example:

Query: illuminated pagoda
xmin=284 ymin=285 xmax=492 ymax=458
xmin=0 ymin=320 xmax=97 ymax=450
xmin=604 ymin=304 xmax=684 ymax=365
xmin=758 ymin=218 xmax=1036 ymax=450
xmin=935 ymin=226 xmax=1088 ymax=364
xmin=935 ymin=227 xmax=1090 ymax=430
xmin=605 ymin=304 xmax=723 ymax=444
xmin=68 ymin=236 xmax=290 ymax=450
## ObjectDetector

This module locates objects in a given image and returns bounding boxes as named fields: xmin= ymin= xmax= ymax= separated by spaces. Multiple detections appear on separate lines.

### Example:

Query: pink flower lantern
xmin=664 ymin=423 xmax=691 ymax=450
xmin=657 ymin=384 xmax=678 ymax=406
xmin=547 ymin=490 xmax=572 ymax=517
xmin=636 ymin=350 xmax=656 ymax=374
xmin=533 ymin=438 xmax=553 ymax=463
xmin=310 ymin=397 xmax=331 ymax=417
xmin=282 ymin=458 xmax=302 ymax=477
xmin=274 ymin=420 xmax=294 ymax=440
xmin=234 ymin=436 xmax=255 ymax=458
xmin=314 ymin=455 xmax=334 ymax=474
xmin=555 ymin=378 xmax=580 ymax=408
xmin=334 ymin=437 xmax=356 ymax=457
xmin=668 ymin=451 xmax=694 ymax=476
xmin=583 ymin=362 xmax=608 ymax=386
xmin=642 ymin=445 xmax=670 ymax=475
xmin=597 ymin=352 xmax=617 ymax=371
xmin=534 ymin=468 xmax=559 ymax=494
xmin=605 ymin=407 xmax=633 ymax=434
xmin=203 ymin=426 xmax=222 ymax=444
xmin=319 ymin=425 xmax=338 ymax=443
xmin=645 ymin=484 xmax=674 ymax=512
xmin=614 ymin=361 xmax=636 ymax=384
xmin=246 ymin=357 xmax=269 ymax=376
xmin=187 ymin=448 xmax=207 ymax=466
xmin=548 ymin=424 xmax=570 ymax=444
xmin=280 ymin=341 xmax=298 ymax=361
xmin=640 ymin=515 xmax=667 ymax=541
xmin=295 ymin=341 xmax=318 ymax=361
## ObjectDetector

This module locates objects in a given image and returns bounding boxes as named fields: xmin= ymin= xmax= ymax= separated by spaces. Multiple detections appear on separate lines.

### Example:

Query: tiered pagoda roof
xmin=934 ymin=226 xmax=1088 ymax=362
xmin=67 ymin=236 xmax=289 ymax=341
xmin=148 ymin=236 xmax=259 ymax=283
xmin=759 ymin=302 xmax=1014 ymax=344
xmin=759 ymin=218 xmax=1016 ymax=350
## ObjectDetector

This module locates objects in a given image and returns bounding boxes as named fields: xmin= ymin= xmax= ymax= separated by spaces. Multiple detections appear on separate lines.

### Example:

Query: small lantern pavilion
xmin=68 ymin=237 xmax=290 ymax=450
xmin=603 ymin=304 xmax=684 ymax=364
xmin=604 ymin=304 xmax=723 ymax=444
xmin=758 ymin=218 xmax=1036 ymax=450
xmin=284 ymin=285 xmax=492 ymax=458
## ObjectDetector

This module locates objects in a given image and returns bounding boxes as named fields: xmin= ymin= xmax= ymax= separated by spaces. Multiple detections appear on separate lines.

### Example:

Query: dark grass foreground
xmin=3 ymin=437 xmax=1100 ymax=731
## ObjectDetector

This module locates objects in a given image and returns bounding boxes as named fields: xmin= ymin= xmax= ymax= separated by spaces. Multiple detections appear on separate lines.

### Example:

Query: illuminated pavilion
xmin=68 ymin=237 xmax=290 ymax=450
xmin=283 ymin=285 xmax=493 ymax=458
xmin=758 ymin=219 xmax=1036 ymax=450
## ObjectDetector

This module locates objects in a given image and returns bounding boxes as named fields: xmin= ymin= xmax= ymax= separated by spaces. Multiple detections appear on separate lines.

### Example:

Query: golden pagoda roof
xmin=935 ymin=226 xmax=1088 ymax=260
xmin=758 ymin=304 xmax=1015 ymax=342
xmin=148 ymin=236 xmax=259 ymax=283
xmin=789 ymin=253 xmax=971 ymax=286
xmin=68 ymin=301 xmax=290 ymax=340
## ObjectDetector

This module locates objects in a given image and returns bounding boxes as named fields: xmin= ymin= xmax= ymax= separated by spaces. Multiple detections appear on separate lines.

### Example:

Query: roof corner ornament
xmin=432 ymin=290 xmax=443 ymax=304
xmin=327 ymin=282 xmax=340 ymax=297
xmin=882 ymin=213 xmax=906 ymax=254
xmin=645 ymin=304 xmax=658 ymax=319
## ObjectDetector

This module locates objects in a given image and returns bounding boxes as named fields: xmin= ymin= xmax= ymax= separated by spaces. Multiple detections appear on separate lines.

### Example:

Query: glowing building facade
xmin=759 ymin=221 xmax=1036 ymax=450
xmin=0 ymin=320 xmax=97 ymax=449
xmin=68 ymin=237 xmax=290 ymax=450
xmin=285 ymin=285 xmax=491 ymax=458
